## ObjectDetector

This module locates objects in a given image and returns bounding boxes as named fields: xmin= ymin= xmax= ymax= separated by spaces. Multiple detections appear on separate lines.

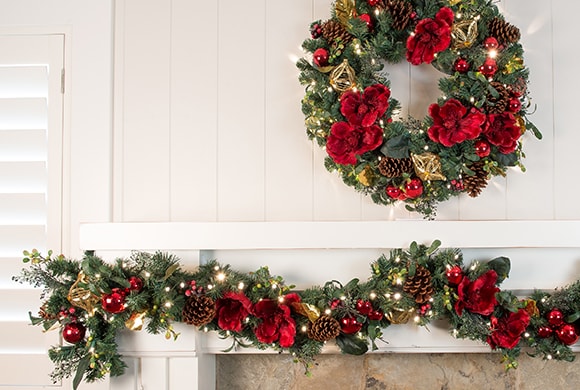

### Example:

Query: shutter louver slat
xmin=0 ymin=97 xmax=47 ymax=129
xmin=0 ymin=66 xmax=48 ymax=98
xmin=0 ymin=129 xmax=47 ymax=162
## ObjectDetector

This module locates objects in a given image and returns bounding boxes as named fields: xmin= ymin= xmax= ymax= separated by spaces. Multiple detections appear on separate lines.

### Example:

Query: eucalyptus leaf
xmin=380 ymin=133 xmax=410 ymax=158
xmin=336 ymin=334 xmax=369 ymax=355
xmin=73 ymin=354 xmax=91 ymax=390
xmin=163 ymin=264 xmax=180 ymax=281
xmin=487 ymin=256 xmax=511 ymax=283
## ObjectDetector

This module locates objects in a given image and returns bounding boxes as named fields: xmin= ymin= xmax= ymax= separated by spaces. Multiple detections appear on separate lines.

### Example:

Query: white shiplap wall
xmin=114 ymin=0 xmax=578 ymax=222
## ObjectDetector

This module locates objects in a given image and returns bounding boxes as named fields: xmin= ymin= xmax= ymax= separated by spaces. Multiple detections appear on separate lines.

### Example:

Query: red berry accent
xmin=368 ymin=309 xmax=384 ymax=321
xmin=356 ymin=299 xmax=373 ymax=315
xmin=537 ymin=325 xmax=553 ymax=338
xmin=359 ymin=14 xmax=373 ymax=30
xmin=508 ymin=98 xmax=521 ymax=113
xmin=446 ymin=265 xmax=463 ymax=286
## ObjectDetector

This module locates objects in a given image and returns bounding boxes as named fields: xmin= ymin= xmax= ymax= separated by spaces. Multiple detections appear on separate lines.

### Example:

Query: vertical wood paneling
xmin=553 ymin=1 xmax=580 ymax=218
xmin=120 ymin=0 xmax=171 ymax=221
xmin=264 ymin=0 xmax=314 ymax=221
xmin=170 ymin=0 xmax=219 ymax=221
xmin=216 ymin=0 xmax=266 ymax=221
xmin=503 ymin=0 xmax=555 ymax=219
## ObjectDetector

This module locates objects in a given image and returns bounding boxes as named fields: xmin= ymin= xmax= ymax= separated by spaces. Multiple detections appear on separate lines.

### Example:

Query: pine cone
xmin=308 ymin=315 xmax=341 ymax=342
xmin=486 ymin=81 xmax=510 ymax=114
xmin=39 ymin=304 xmax=56 ymax=320
xmin=387 ymin=0 xmax=414 ymax=31
xmin=488 ymin=17 xmax=520 ymax=45
xmin=182 ymin=295 xmax=216 ymax=326
xmin=463 ymin=161 xmax=488 ymax=198
xmin=403 ymin=265 xmax=434 ymax=304
xmin=322 ymin=19 xmax=354 ymax=47
xmin=378 ymin=157 xmax=414 ymax=178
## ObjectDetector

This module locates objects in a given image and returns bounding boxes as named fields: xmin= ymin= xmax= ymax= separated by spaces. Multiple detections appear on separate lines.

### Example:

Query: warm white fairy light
xmin=327 ymin=86 xmax=333 ymax=92
xmin=238 ymin=282 xmax=245 ymax=290
xmin=203 ymin=327 xmax=209 ymax=332
xmin=488 ymin=49 xmax=498 ymax=59
xmin=470 ymin=96 xmax=475 ymax=103
xmin=301 ymin=326 xmax=308 ymax=333
xmin=396 ymin=278 xmax=402 ymax=285
xmin=340 ymin=295 xmax=346 ymax=301
xmin=278 ymin=296 xmax=285 ymax=303
xmin=207 ymin=284 xmax=213 ymax=290
xmin=271 ymin=283 xmax=278 ymax=290
xmin=424 ymin=145 xmax=429 ymax=151
xmin=394 ymin=292 xmax=401 ymax=300
xmin=95 ymin=273 xmax=101 ymax=279
xmin=144 ymin=271 xmax=151 ymax=278
xmin=325 ymin=308 xmax=332 ymax=315
xmin=395 ymin=256 xmax=400 ymax=263
xmin=164 ymin=301 xmax=172 ymax=308
xmin=214 ymin=265 xmax=220 ymax=271
xmin=369 ymin=292 xmax=377 ymax=300
xmin=165 ymin=287 xmax=170 ymax=292
xmin=414 ymin=316 xmax=420 ymax=323
xmin=216 ymin=272 xmax=226 ymax=282
xmin=180 ymin=282 xmax=186 ymax=288
xmin=524 ymin=332 xmax=530 ymax=338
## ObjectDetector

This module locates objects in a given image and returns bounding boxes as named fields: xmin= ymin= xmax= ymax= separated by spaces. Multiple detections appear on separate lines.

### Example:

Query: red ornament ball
xmin=446 ymin=265 xmax=463 ymax=286
xmin=367 ymin=0 xmax=380 ymax=6
xmin=128 ymin=276 xmax=144 ymax=292
xmin=359 ymin=14 xmax=373 ymax=30
xmin=62 ymin=322 xmax=86 ymax=344
xmin=340 ymin=317 xmax=363 ymax=334
xmin=313 ymin=48 xmax=329 ymax=67
xmin=547 ymin=309 xmax=564 ymax=327
xmin=386 ymin=186 xmax=404 ymax=200
xmin=508 ymin=98 xmax=521 ymax=113
xmin=404 ymin=178 xmax=424 ymax=199
xmin=474 ymin=139 xmax=491 ymax=158
xmin=453 ymin=58 xmax=470 ymax=73
xmin=556 ymin=324 xmax=579 ymax=345
xmin=537 ymin=325 xmax=553 ymax=338
xmin=368 ymin=309 xmax=384 ymax=321
xmin=102 ymin=289 xmax=126 ymax=314
xmin=356 ymin=299 xmax=373 ymax=316
xmin=483 ymin=37 xmax=499 ymax=50
xmin=479 ymin=58 xmax=498 ymax=77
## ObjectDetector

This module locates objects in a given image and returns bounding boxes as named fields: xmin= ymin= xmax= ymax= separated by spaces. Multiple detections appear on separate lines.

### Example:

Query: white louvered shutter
xmin=0 ymin=34 xmax=65 ymax=388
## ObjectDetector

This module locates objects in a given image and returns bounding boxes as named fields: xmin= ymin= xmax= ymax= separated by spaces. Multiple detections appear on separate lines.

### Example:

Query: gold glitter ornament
xmin=448 ymin=0 xmax=462 ymax=5
xmin=330 ymin=59 xmax=357 ymax=93
xmin=125 ymin=311 xmax=147 ymax=331
xmin=386 ymin=308 xmax=413 ymax=324
xmin=411 ymin=153 xmax=446 ymax=181
xmin=516 ymin=116 xmax=526 ymax=134
xmin=335 ymin=0 xmax=357 ymax=28
xmin=451 ymin=18 xmax=478 ymax=49
xmin=357 ymin=165 xmax=374 ymax=187
xmin=291 ymin=302 xmax=321 ymax=323
xmin=67 ymin=271 xmax=100 ymax=315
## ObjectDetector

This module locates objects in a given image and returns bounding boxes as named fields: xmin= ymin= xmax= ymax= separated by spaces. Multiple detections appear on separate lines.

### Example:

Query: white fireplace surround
xmin=79 ymin=221 xmax=580 ymax=389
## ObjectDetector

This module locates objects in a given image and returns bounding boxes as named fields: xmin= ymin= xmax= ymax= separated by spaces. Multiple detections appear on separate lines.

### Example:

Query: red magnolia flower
xmin=428 ymin=99 xmax=486 ymax=146
xmin=487 ymin=309 xmax=531 ymax=349
xmin=326 ymin=122 xmax=383 ymax=165
xmin=483 ymin=113 xmax=521 ymax=154
xmin=406 ymin=7 xmax=454 ymax=65
xmin=253 ymin=296 xmax=297 ymax=348
xmin=454 ymin=270 xmax=500 ymax=316
xmin=340 ymin=84 xmax=390 ymax=127
xmin=215 ymin=291 xmax=252 ymax=332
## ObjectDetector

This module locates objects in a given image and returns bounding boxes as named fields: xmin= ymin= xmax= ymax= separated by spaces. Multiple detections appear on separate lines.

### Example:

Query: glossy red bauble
xmin=313 ymin=48 xmax=329 ymax=67
xmin=386 ymin=186 xmax=403 ymax=199
xmin=508 ymin=98 xmax=521 ymax=113
xmin=359 ymin=14 xmax=373 ymax=30
xmin=368 ymin=309 xmax=384 ymax=321
xmin=474 ymin=139 xmax=491 ymax=158
xmin=404 ymin=178 xmax=423 ymax=199
xmin=446 ymin=265 xmax=464 ymax=286
xmin=453 ymin=58 xmax=469 ymax=73
xmin=555 ymin=324 xmax=579 ymax=345
xmin=340 ymin=317 xmax=363 ymax=334
xmin=62 ymin=322 xmax=86 ymax=344
xmin=547 ymin=309 xmax=564 ymax=327
xmin=537 ymin=325 xmax=553 ymax=338
xmin=483 ymin=37 xmax=499 ymax=50
xmin=128 ymin=276 xmax=144 ymax=292
xmin=356 ymin=299 xmax=373 ymax=316
xmin=367 ymin=0 xmax=380 ymax=6
xmin=479 ymin=58 xmax=498 ymax=77
xmin=102 ymin=289 xmax=126 ymax=314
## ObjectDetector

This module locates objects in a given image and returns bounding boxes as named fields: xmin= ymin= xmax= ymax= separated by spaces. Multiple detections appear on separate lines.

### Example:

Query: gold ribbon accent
xmin=451 ymin=19 xmax=478 ymax=49
xmin=125 ymin=311 xmax=147 ymax=331
xmin=412 ymin=153 xmax=446 ymax=181
xmin=291 ymin=302 xmax=321 ymax=323
xmin=330 ymin=59 xmax=357 ymax=93
xmin=67 ymin=271 xmax=100 ymax=315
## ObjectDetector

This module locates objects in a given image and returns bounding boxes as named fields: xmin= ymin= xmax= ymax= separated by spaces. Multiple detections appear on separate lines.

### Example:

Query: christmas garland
xmin=14 ymin=242 xmax=580 ymax=389
xmin=297 ymin=0 xmax=541 ymax=218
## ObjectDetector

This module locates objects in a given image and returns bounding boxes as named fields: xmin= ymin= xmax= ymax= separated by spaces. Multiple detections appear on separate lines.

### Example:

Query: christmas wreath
xmin=297 ymin=0 xmax=541 ymax=218
xmin=14 ymin=243 xmax=580 ymax=389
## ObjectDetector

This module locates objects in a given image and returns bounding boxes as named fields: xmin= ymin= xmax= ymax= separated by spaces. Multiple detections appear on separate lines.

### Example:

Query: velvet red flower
xmin=483 ymin=113 xmax=521 ymax=154
xmin=326 ymin=122 xmax=383 ymax=165
xmin=454 ymin=270 xmax=500 ymax=316
xmin=253 ymin=296 xmax=297 ymax=348
xmin=428 ymin=99 xmax=486 ymax=147
xmin=215 ymin=291 xmax=252 ymax=332
xmin=340 ymin=84 xmax=391 ymax=127
xmin=406 ymin=7 xmax=454 ymax=65
xmin=487 ymin=309 xmax=531 ymax=349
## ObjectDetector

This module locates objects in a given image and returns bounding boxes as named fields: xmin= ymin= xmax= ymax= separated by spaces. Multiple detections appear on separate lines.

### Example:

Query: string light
xmin=216 ymin=272 xmax=226 ymax=282
xmin=238 ymin=282 xmax=245 ymax=290
xmin=164 ymin=286 xmax=170 ymax=292
xmin=324 ymin=309 xmax=332 ymax=315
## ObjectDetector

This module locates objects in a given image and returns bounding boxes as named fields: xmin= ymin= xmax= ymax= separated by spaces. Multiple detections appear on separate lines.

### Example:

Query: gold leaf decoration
xmin=125 ymin=311 xmax=147 ymax=331
xmin=67 ymin=271 xmax=100 ymax=315
xmin=448 ymin=0 xmax=462 ymax=5
xmin=451 ymin=18 xmax=478 ymax=49
xmin=330 ymin=59 xmax=357 ymax=92
xmin=291 ymin=302 xmax=321 ymax=323
xmin=411 ymin=153 xmax=446 ymax=181
xmin=357 ymin=165 xmax=374 ymax=187
xmin=335 ymin=0 xmax=357 ymax=27
xmin=386 ymin=308 xmax=413 ymax=324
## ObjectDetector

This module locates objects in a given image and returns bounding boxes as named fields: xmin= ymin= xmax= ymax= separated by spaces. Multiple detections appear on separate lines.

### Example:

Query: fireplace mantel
xmin=79 ymin=221 xmax=580 ymax=390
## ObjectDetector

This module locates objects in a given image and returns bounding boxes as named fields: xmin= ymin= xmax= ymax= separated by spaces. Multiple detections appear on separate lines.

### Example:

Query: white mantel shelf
xmin=79 ymin=220 xmax=580 ymax=251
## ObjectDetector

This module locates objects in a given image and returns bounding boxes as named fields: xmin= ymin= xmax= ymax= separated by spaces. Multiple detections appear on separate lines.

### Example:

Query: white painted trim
xmin=80 ymin=220 xmax=580 ymax=250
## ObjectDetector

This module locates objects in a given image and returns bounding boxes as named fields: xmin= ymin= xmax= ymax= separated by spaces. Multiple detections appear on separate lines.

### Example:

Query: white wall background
xmin=2 ymin=0 xmax=580 ymax=389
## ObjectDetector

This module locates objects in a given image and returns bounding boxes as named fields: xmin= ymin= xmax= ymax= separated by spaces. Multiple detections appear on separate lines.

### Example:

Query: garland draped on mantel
xmin=14 ymin=241 xmax=580 ymax=389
